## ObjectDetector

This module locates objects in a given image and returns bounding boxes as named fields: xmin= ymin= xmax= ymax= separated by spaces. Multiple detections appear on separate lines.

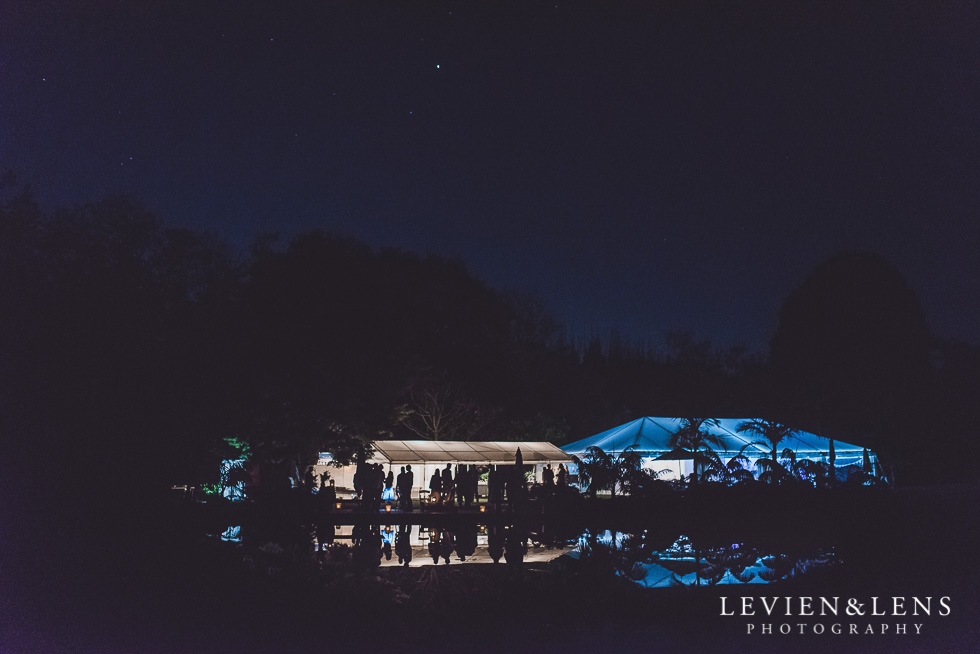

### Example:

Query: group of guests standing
xmin=353 ymin=461 xmax=416 ymax=511
xmin=427 ymin=463 xmax=480 ymax=506
xmin=541 ymin=462 xmax=570 ymax=488
xmin=349 ymin=459 xmax=572 ymax=512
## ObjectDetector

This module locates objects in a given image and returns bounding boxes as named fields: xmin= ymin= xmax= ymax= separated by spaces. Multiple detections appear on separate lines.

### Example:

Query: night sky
xmin=3 ymin=0 xmax=978 ymax=350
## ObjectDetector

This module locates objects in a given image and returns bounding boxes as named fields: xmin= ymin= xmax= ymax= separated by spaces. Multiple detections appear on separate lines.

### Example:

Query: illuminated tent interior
xmin=561 ymin=417 xmax=877 ymax=481
xmin=316 ymin=440 xmax=573 ymax=498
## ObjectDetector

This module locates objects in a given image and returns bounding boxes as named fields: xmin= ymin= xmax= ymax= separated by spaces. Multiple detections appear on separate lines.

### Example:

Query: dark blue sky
xmin=4 ymin=0 xmax=978 ymax=350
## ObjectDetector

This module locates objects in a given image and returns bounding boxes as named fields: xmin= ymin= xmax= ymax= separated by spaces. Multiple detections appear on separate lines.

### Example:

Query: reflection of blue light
xmin=220 ymin=525 xmax=242 ymax=543
xmin=578 ymin=531 xmax=837 ymax=588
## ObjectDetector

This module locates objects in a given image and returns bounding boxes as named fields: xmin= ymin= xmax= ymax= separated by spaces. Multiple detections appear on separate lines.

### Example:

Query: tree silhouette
xmin=768 ymin=252 xmax=931 ymax=464
xmin=669 ymin=418 xmax=725 ymax=485
xmin=395 ymin=376 xmax=496 ymax=441
xmin=577 ymin=446 xmax=617 ymax=497
xmin=736 ymin=419 xmax=797 ymax=484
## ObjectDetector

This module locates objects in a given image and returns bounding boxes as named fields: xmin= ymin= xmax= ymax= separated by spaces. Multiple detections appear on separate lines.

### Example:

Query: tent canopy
xmin=562 ymin=417 xmax=869 ymax=465
xmin=369 ymin=440 xmax=573 ymax=466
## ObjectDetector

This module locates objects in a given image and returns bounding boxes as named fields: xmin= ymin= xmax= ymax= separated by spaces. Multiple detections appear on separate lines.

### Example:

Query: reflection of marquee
xmin=571 ymin=531 xmax=838 ymax=587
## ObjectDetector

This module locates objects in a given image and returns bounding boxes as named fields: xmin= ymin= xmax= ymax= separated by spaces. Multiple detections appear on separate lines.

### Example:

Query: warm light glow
xmin=479 ymin=505 xmax=486 ymax=513
xmin=335 ymin=502 xmax=342 ymax=509
xmin=385 ymin=503 xmax=392 ymax=512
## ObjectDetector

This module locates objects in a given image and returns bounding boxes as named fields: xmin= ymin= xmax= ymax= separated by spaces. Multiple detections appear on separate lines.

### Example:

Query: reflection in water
xmin=574 ymin=532 xmax=838 ymax=587
xmin=488 ymin=523 xmax=504 ymax=564
xmin=351 ymin=524 xmax=382 ymax=571
xmin=504 ymin=525 xmax=528 ymax=568
xmin=220 ymin=525 xmax=242 ymax=543
xmin=316 ymin=522 xmax=335 ymax=549
xmin=218 ymin=516 xmax=834 ymax=586
xmin=395 ymin=525 xmax=413 ymax=566
xmin=298 ymin=520 xmax=571 ymax=568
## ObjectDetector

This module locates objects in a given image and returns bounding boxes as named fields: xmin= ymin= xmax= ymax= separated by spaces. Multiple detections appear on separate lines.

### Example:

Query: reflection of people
xmin=505 ymin=525 xmax=527 ymax=570
xmin=316 ymin=522 xmax=335 ymax=559
xmin=428 ymin=530 xmax=441 ymax=564
xmin=396 ymin=524 xmax=413 ymax=566
xmin=352 ymin=524 xmax=383 ymax=571
xmin=456 ymin=521 xmax=477 ymax=561
xmin=488 ymin=523 xmax=504 ymax=563
xmin=440 ymin=528 xmax=454 ymax=564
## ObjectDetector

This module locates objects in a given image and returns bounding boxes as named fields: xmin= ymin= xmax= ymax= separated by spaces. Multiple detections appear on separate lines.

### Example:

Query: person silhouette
xmin=429 ymin=470 xmax=442 ymax=505
xmin=489 ymin=466 xmax=503 ymax=508
xmin=396 ymin=466 xmax=406 ymax=501
xmin=402 ymin=464 xmax=414 ymax=511
xmin=557 ymin=463 xmax=568 ymax=487
xmin=441 ymin=464 xmax=454 ymax=504
xmin=543 ymin=464 xmax=555 ymax=489
xmin=383 ymin=469 xmax=395 ymax=501
xmin=374 ymin=464 xmax=385 ymax=507
xmin=456 ymin=465 xmax=468 ymax=507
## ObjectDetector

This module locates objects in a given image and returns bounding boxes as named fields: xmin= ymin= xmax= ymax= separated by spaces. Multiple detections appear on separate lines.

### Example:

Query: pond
xmin=572 ymin=530 xmax=838 ymax=587
xmin=212 ymin=516 xmax=837 ymax=586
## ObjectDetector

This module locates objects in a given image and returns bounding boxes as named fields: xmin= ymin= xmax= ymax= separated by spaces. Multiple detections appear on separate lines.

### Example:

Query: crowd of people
xmin=350 ymin=462 xmax=417 ymax=511
xmin=325 ymin=460 xmax=572 ymax=512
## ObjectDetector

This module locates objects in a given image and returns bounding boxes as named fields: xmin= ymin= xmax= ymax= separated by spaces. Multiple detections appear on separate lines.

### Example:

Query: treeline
xmin=1 ymin=184 xmax=976 ymax=513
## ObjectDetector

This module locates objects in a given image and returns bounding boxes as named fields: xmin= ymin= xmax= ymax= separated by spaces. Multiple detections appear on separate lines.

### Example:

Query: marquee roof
xmin=562 ymin=417 xmax=868 ymax=461
xmin=369 ymin=440 xmax=573 ymax=465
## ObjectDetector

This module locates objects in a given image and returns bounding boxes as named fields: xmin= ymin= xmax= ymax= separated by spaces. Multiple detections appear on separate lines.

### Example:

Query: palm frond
xmin=730 ymin=468 xmax=755 ymax=484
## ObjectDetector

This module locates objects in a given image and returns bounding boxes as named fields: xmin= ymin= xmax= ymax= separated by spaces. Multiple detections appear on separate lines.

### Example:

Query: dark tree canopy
xmin=4 ymin=181 xmax=973 ymax=524
xmin=769 ymin=252 xmax=932 ymax=455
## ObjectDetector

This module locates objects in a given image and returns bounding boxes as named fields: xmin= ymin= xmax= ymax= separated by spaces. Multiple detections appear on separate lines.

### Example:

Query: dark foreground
xmin=2 ymin=483 xmax=978 ymax=653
